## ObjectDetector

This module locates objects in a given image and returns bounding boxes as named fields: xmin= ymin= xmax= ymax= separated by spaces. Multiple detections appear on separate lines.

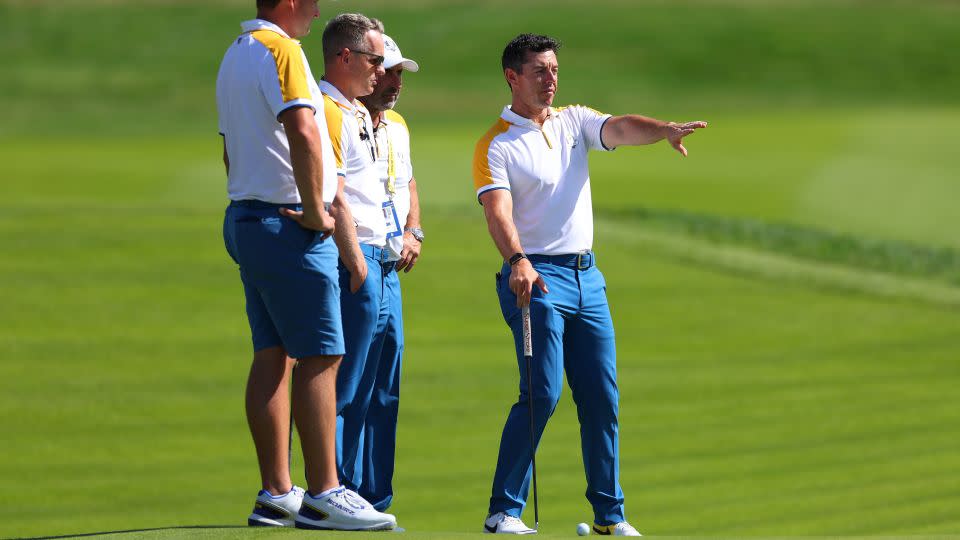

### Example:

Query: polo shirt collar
xmin=375 ymin=111 xmax=389 ymax=125
xmin=500 ymin=105 xmax=557 ymax=128
xmin=318 ymin=79 xmax=358 ymax=113
xmin=241 ymin=19 xmax=295 ymax=41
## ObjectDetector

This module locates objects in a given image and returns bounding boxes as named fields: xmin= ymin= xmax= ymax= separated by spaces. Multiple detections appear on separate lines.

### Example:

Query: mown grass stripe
xmin=608 ymin=207 xmax=960 ymax=286
xmin=598 ymin=216 xmax=960 ymax=308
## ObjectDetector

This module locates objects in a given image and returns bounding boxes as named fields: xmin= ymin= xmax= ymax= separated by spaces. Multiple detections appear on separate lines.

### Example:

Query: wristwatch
xmin=404 ymin=227 xmax=424 ymax=243
xmin=508 ymin=252 xmax=528 ymax=266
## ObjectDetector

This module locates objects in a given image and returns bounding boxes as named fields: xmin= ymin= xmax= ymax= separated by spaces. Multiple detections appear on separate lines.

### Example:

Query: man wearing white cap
xmin=355 ymin=31 xmax=421 ymax=513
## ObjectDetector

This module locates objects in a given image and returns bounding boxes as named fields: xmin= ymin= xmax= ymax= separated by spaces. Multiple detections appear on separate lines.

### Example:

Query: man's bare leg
xmin=246 ymin=345 xmax=296 ymax=495
xmin=293 ymin=355 xmax=342 ymax=494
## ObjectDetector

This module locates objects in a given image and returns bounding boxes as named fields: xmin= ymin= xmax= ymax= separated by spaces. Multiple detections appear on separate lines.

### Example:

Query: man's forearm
xmin=330 ymin=180 xmax=364 ymax=272
xmin=281 ymin=107 xmax=328 ymax=217
xmin=481 ymin=190 xmax=543 ymax=305
xmin=602 ymin=114 xmax=670 ymax=148
xmin=405 ymin=178 xmax=420 ymax=228
xmin=481 ymin=191 xmax=524 ymax=261
xmin=287 ymin=131 xmax=326 ymax=215
xmin=488 ymin=215 xmax=523 ymax=261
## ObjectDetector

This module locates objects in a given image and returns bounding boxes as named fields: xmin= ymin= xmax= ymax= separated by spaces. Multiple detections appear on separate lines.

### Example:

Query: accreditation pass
xmin=383 ymin=200 xmax=402 ymax=239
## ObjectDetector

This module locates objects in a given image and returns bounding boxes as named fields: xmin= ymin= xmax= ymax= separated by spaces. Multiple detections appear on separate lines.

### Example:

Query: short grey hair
xmin=369 ymin=18 xmax=385 ymax=33
xmin=322 ymin=13 xmax=380 ymax=60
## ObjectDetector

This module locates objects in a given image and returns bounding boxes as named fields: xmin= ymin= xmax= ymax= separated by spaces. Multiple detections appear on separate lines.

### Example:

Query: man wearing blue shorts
xmin=216 ymin=0 xmax=394 ymax=531
xmin=473 ymin=33 xmax=707 ymax=535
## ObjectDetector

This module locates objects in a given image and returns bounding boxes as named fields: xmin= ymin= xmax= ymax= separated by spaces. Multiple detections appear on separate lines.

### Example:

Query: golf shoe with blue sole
xmin=247 ymin=486 xmax=304 ymax=527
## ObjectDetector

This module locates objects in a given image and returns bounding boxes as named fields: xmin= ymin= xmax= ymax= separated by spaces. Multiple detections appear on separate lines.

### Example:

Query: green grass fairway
xmin=2 ymin=132 xmax=958 ymax=538
xmin=2 ymin=1 xmax=960 ymax=538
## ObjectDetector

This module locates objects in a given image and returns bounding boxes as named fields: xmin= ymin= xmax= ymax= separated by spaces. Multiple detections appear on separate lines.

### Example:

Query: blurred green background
xmin=1 ymin=0 xmax=958 ymax=538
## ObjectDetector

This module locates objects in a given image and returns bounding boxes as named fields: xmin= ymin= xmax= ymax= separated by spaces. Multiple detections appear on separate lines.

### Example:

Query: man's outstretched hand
xmin=665 ymin=121 xmax=708 ymax=157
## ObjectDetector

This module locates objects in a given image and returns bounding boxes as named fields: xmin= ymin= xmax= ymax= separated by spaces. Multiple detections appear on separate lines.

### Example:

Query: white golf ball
xmin=576 ymin=522 xmax=590 ymax=536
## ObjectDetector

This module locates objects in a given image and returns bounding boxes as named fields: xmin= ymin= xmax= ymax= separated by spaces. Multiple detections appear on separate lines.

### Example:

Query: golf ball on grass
xmin=577 ymin=522 xmax=590 ymax=536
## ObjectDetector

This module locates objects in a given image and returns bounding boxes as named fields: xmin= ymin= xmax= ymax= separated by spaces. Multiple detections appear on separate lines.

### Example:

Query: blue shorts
xmin=223 ymin=200 xmax=344 ymax=359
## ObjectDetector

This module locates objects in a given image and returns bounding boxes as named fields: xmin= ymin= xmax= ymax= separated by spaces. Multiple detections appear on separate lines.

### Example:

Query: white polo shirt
xmin=473 ymin=105 xmax=612 ymax=255
xmin=371 ymin=110 xmax=414 ymax=261
xmin=319 ymin=80 xmax=387 ymax=248
xmin=216 ymin=19 xmax=337 ymax=205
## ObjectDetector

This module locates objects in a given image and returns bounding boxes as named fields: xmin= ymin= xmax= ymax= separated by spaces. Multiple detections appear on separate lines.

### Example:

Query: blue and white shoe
xmin=247 ymin=485 xmax=304 ymax=527
xmin=295 ymin=487 xmax=397 ymax=531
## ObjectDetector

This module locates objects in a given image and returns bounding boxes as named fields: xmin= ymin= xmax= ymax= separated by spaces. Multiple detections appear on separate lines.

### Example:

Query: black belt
xmin=231 ymin=200 xmax=333 ymax=211
xmin=526 ymin=251 xmax=595 ymax=270
xmin=230 ymin=199 xmax=301 ymax=210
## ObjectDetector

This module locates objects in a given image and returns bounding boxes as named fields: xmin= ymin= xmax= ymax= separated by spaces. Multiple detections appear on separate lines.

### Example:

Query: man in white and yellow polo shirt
xmin=356 ymin=33 xmax=422 ymax=512
xmin=473 ymin=33 xmax=707 ymax=536
xmin=316 ymin=13 xmax=403 ymax=514
xmin=216 ymin=0 xmax=394 ymax=532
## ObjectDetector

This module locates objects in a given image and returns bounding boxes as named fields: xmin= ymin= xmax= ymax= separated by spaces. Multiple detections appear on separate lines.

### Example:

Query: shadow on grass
xmin=10 ymin=525 xmax=247 ymax=540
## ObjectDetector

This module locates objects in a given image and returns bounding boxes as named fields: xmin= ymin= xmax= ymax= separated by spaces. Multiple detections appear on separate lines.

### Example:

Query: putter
xmin=522 ymin=305 xmax=539 ymax=530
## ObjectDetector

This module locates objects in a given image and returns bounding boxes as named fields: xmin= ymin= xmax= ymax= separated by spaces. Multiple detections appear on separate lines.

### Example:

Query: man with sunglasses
xmin=317 ymin=12 xmax=400 ymax=515
xmin=474 ymin=34 xmax=707 ymax=535
xmin=354 ymin=31 xmax=421 ymax=513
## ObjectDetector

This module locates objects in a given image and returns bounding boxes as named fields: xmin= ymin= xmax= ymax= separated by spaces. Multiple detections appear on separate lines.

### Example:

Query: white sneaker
xmin=483 ymin=512 xmax=537 ymax=534
xmin=247 ymin=485 xmax=304 ymax=527
xmin=295 ymin=487 xmax=397 ymax=531
xmin=593 ymin=521 xmax=642 ymax=536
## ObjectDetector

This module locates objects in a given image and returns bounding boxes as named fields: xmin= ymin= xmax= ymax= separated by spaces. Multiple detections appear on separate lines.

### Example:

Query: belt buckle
xmin=576 ymin=252 xmax=590 ymax=270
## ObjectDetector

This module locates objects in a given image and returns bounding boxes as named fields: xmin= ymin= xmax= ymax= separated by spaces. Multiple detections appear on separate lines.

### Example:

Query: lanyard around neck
xmin=376 ymin=119 xmax=396 ymax=197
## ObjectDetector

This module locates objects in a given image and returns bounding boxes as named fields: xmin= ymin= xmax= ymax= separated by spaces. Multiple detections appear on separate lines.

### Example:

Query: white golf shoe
xmin=295 ymin=486 xmax=397 ymax=531
xmin=247 ymin=485 xmax=304 ymax=527
xmin=593 ymin=521 xmax=643 ymax=536
xmin=483 ymin=512 xmax=537 ymax=534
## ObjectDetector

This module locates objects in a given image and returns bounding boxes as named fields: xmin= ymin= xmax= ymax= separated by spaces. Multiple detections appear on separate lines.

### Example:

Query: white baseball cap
xmin=382 ymin=34 xmax=419 ymax=72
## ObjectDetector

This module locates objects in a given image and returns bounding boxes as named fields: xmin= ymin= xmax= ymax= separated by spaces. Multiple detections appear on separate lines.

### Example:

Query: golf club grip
xmin=522 ymin=305 xmax=539 ymax=528
xmin=522 ymin=305 xmax=532 ymax=357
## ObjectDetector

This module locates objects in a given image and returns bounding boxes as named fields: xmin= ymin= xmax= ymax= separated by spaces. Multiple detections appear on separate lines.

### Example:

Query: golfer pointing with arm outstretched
xmin=473 ymin=34 xmax=706 ymax=536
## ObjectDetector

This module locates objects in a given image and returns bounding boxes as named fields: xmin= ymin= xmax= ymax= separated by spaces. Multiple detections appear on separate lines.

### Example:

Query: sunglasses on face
xmin=338 ymin=48 xmax=384 ymax=67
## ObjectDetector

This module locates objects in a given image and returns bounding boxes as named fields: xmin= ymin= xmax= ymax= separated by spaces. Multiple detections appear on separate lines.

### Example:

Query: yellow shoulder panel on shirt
xmin=250 ymin=30 xmax=310 ymax=103
xmin=322 ymin=95 xmax=345 ymax=170
xmin=473 ymin=118 xmax=511 ymax=191
xmin=384 ymin=110 xmax=408 ymax=131
xmin=563 ymin=104 xmax=606 ymax=116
